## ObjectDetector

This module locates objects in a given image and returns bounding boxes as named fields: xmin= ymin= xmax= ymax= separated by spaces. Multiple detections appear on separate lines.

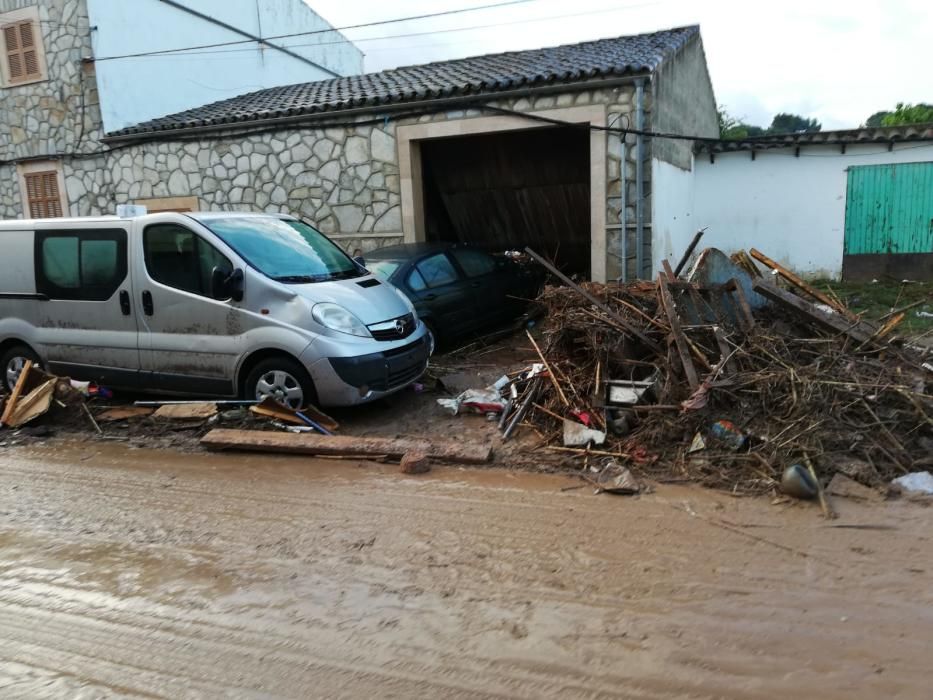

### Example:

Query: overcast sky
xmin=306 ymin=0 xmax=932 ymax=130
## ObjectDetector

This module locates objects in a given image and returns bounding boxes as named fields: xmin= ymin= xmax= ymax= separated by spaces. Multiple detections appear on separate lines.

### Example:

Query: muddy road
xmin=0 ymin=442 xmax=931 ymax=698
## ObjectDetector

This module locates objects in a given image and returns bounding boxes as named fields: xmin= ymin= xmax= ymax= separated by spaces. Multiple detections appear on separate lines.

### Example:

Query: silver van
xmin=0 ymin=212 xmax=431 ymax=407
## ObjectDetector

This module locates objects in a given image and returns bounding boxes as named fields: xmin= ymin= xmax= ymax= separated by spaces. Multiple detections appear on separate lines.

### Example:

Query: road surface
xmin=0 ymin=441 xmax=930 ymax=698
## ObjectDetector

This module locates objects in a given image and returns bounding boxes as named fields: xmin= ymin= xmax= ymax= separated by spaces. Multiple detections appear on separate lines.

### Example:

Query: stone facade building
xmin=2 ymin=8 xmax=718 ymax=282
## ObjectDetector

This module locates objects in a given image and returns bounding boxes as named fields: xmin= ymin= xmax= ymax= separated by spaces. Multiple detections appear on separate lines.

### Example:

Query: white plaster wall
xmin=86 ymin=0 xmax=363 ymax=133
xmin=652 ymin=158 xmax=696 ymax=277
xmin=685 ymin=143 xmax=933 ymax=279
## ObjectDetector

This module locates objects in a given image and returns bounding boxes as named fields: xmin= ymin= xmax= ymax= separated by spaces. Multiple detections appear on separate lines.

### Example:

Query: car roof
xmin=366 ymin=241 xmax=460 ymax=261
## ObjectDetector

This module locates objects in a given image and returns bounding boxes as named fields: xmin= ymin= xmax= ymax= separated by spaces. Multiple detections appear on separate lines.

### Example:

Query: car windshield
xmin=203 ymin=216 xmax=362 ymax=282
xmin=366 ymin=260 xmax=401 ymax=281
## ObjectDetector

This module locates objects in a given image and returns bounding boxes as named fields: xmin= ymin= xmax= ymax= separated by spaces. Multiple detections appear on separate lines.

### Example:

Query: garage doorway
xmin=419 ymin=126 xmax=591 ymax=277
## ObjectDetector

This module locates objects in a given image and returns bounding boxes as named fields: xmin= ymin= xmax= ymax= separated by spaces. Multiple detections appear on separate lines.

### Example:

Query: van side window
xmin=450 ymin=249 xmax=496 ymax=278
xmin=35 ymin=230 xmax=127 ymax=301
xmin=144 ymin=224 xmax=232 ymax=297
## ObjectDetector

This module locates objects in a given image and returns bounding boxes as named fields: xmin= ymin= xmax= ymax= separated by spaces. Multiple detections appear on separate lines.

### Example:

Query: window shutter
xmin=24 ymin=170 xmax=64 ymax=218
xmin=19 ymin=21 xmax=38 ymax=77
xmin=3 ymin=23 xmax=23 ymax=80
xmin=3 ymin=20 xmax=40 ymax=82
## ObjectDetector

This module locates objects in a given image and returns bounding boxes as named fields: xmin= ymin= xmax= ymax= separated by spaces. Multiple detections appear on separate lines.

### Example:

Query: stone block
xmin=371 ymin=129 xmax=396 ymax=162
xmin=345 ymin=136 xmax=369 ymax=165
xmin=400 ymin=452 xmax=430 ymax=474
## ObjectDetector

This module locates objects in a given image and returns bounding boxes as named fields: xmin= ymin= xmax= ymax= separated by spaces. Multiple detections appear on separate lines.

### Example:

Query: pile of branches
xmin=522 ymin=278 xmax=932 ymax=495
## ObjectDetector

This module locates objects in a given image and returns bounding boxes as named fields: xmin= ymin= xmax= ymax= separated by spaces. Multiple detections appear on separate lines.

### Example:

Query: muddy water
xmin=0 ymin=441 xmax=931 ymax=698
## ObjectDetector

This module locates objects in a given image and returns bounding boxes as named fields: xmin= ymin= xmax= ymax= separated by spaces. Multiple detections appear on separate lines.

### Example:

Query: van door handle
xmin=141 ymin=290 xmax=153 ymax=316
xmin=119 ymin=290 xmax=131 ymax=315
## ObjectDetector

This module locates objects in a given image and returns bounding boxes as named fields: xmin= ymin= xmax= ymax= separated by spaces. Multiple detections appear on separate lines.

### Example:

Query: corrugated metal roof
xmin=698 ymin=124 xmax=933 ymax=153
xmin=106 ymin=26 xmax=699 ymax=139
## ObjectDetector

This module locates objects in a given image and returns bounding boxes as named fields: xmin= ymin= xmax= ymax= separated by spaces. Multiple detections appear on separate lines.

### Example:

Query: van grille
xmin=368 ymin=313 xmax=415 ymax=341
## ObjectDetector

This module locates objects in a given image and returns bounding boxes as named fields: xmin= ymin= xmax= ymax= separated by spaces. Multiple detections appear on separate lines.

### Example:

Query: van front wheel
xmin=245 ymin=357 xmax=317 ymax=411
xmin=1 ymin=344 xmax=40 ymax=393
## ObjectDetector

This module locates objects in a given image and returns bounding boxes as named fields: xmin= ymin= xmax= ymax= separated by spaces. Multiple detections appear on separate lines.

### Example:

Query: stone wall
xmin=29 ymin=87 xmax=639 ymax=267
xmin=0 ymin=0 xmax=104 ymax=215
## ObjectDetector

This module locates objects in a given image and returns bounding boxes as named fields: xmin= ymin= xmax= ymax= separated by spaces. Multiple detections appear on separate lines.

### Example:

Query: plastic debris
xmin=562 ymin=418 xmax=606 ymax=447
xmin=892 ymin=471 xmax=933 ymax=495
xmin=781 ymin=464 xmax=818 ymax=500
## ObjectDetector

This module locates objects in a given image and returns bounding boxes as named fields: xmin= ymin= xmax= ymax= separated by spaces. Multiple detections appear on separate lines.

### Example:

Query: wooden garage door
xmin=843 ymin=162 xmax=933 ymax=280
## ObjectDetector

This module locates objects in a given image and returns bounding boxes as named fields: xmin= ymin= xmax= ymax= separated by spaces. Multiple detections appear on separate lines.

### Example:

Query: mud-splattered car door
xmin=134 ymin=220 xmax=245 ymax=395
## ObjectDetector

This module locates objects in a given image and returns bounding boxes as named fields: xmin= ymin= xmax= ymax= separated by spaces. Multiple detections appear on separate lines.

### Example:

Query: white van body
xmin=0 ymin=212 xmax=430 ymax=407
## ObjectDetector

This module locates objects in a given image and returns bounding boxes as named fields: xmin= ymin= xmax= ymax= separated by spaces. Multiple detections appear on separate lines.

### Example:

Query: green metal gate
xmin=843 ymin=162 xmax=933 ymax=280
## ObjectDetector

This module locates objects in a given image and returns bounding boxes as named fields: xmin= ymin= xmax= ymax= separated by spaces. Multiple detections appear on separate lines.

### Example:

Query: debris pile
xmin=490 ymin=246 xmax=932 ymax=495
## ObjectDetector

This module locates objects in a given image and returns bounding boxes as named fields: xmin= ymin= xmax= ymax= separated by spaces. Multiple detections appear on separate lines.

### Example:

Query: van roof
xmin=0 ymin=211 xmax=296 ymax=229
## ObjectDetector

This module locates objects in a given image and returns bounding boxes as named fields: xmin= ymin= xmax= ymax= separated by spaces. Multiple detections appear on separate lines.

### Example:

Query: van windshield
xmin=203 ymin=216 xmax=362 ymax=283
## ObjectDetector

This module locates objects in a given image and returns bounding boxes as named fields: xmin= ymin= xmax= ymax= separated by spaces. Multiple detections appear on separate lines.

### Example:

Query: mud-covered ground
xmin=1 ymin=440 xmax=931 ymax=698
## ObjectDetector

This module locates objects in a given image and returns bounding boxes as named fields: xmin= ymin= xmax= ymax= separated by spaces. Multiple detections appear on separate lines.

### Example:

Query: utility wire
xmin=115 ymin=2 xmax=662 ymax=61
xmin=89 ymin=0 xmax=540 ymax=63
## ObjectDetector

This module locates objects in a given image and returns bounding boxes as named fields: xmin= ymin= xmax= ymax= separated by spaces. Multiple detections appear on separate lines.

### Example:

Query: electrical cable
xmin=90 ymin=0 xmax=541 ymax=63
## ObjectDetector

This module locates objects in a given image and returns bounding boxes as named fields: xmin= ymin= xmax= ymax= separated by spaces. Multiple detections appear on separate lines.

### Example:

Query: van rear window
xmin=35 ymin=230 xmax=127 ymax=301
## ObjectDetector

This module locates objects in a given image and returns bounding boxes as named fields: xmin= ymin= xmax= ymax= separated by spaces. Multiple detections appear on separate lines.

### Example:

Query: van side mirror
xmin=353 ymin=255 xmax=366 ymax=267
xmin=212 ymin=267 xmax=244 ymax=301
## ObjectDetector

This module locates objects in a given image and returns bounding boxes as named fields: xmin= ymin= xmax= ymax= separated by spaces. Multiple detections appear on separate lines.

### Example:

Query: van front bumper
xmin=302 ymin=329 xmax=430 ymax=406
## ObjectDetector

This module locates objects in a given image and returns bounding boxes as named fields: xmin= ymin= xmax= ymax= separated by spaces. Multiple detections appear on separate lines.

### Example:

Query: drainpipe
xmin=634 ymin=77 xmax=645 ymax=280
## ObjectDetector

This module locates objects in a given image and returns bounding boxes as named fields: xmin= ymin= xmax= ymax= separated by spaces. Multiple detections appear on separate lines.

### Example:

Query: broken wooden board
xmin=96 ymin=406 xmax=155 ymax=422
xmin=201 ymin=429 xmax=493 ymax=464
xmin=752 ymin=280 xmax=876 ymax=344
xmin=154 ymin=402 xmax=218 ymax=420
xmin=658 ymin=274 xmax=700 ymax=390
xmin=750 ymin=248 xmax=857 ymax=321
xmin=249 ymin=396 xmax=339 ymax=431
xmin=6 ymin=378 xmax=56 ymax=428
xmin=0 ymin=360 xmax=32 ymax=426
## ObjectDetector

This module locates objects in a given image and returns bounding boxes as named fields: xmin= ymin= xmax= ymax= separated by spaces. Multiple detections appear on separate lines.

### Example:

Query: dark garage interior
xmin=420 ymin=126 xmax=591 ymax=276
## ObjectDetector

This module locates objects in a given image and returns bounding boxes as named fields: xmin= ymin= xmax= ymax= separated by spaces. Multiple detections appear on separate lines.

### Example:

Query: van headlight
xmin=312 ymin=303 xmax=371 ymax=338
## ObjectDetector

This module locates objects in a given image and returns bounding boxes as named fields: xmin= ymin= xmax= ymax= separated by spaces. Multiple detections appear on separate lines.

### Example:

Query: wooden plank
xmin=0 ymin=359 xmax=31 ymax=426
xmin=658 ymin=274 xmax=699 ymax=390
xmin=752 ymin=280 xmax=875 ymax=343
xmin=661 ymin=258 xmax=676 ymax=282
xmin=686 ymin=284 xmax=717 ymax=324
xmin=727 ymin=277 xmax=756 ymax=331
xmin=712 ymin=327 xmax=736 ymax=375
xmin=201 ymin=429 xmax=493 ymax=464
xmin=524 ymin=247 xmax=662 ymax=353
xmin=97 ymin=406 xmax=154 ymax=422
xmin=154 ymin=403 xmax=217 ymax=419
xmin=750 ymin=248 xmax=856 ymax=320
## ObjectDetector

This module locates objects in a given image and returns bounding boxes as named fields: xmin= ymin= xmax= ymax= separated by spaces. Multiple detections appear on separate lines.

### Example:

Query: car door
xmin=403 ymin=252 xmax=476 ymax=337
xmin=448 ymin=248 xmax=514 ymax=326
xmin=134 ymin=219 xmax=242 ymax=395
xmin=33 ymin=225 xmax=141 ymax=386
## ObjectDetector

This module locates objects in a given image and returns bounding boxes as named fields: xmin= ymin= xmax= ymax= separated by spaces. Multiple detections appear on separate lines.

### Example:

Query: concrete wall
xmin=690 ymin=143 xmax=933 ymax=278
xmin=86 ymin=0 xmax=363 ymax=133
xmin=651 ymin=157 xmax=697 ymax=275
xmin=650 ymin=35 xmax=719 ymax=170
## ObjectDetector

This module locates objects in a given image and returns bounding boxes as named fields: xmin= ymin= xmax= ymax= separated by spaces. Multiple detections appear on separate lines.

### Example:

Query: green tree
xmin=768 ymin=112 xmax=821 ymax=134
xmin=865 ymin=110 xmax=891 ymax=127
xmin=880 ymin=102 xmax=933 ymax=126
xmin=718 ymin=105 xmax=765 ymax=140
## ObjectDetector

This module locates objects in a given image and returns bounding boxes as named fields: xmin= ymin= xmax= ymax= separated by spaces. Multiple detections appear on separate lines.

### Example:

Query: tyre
xmin=244 ymin=356 xmax=316 ymax=410
xmin=1 ymin=344 xmax=40 ymax=393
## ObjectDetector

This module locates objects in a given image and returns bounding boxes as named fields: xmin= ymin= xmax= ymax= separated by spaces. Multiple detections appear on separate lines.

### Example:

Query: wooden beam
xmin=0 ymin=360 xmax=31 ymax=426
xmin=749 ymin=248 xmax=856 ymax=320
xmin=727 ymin=278 xmax=756 ymax=331
xmin=658 ymin=274 xmax=699 ymax=390
xmin=201 ymin=429 xmax=493 ymax=464
xmin=524 ymin=247 xmax=662 ymax=354
xmin=752 ymin=280 xmax=875 ymax=344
